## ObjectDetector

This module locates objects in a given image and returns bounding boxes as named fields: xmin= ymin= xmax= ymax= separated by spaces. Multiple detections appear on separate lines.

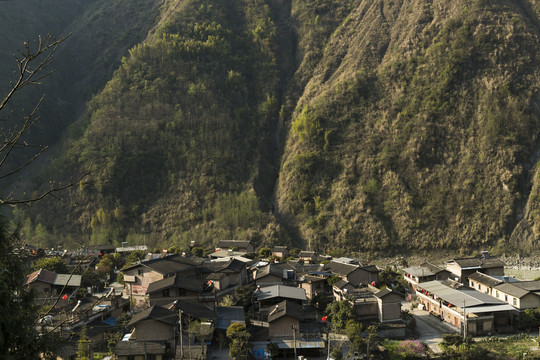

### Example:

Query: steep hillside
xmin=13 ymin=0 xmax=540 ymax=255
xmin=277 ymin=0 xmax=540 ymax=253
xmin=24 ymin=0 xmax=287 ymax=249
xmin=0 ymin=0 xmax=163 ymax=146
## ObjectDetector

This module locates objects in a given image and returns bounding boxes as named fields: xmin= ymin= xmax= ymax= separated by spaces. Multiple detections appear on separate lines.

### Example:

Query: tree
xmin=233 ymin=283 xmax=255 ymax=309
xmin=226 ymin=323 xmax=251 ymax=360
xmin=0 ymin=34 xmax=96 ymax=359
xmin=258 ymin=247 xmax=271 ymax=258
xmin=345 ymin=320 xmax=365 ymax=354
xmin=124 ymin=250 xmax=146 ymax=266
xmin=0 ymin=33 xmax=88 ymax=359
xmin=32 ymin=256 xmax=69 ymax=274
xmin=76 ymin=325 xmax=90 ymax=360
xmin=0 ymin=217 xmax=59 ymax=358
xmin=188 ymin=320 xmax=214 ymax=358
xmin=0 ymin=33 xmax=84 ymax=206
xmin=326 ymin=300 xmax=354 ymax=329
xmin=330 ymin=346 xmax=343 ymax=360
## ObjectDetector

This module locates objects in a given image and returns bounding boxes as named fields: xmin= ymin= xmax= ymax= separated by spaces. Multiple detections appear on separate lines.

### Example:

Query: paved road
xmin=410 ymin=306 xmax=458 ymax=353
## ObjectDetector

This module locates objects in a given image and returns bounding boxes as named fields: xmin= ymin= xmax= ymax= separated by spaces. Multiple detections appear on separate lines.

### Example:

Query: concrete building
xmin=416 ymin=280 xmax=516 ymax=335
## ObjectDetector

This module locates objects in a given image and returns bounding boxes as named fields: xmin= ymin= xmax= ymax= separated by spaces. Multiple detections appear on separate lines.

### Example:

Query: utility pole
xmin=292 ymin=324 xmax=297 ymax=359
xmin=179 ymin=309 xmax=184 ymax=359
xmin=326 ymin=330 xmax=331 ymax=360
xmin=463 ymin=299 xmax=467 ymax=340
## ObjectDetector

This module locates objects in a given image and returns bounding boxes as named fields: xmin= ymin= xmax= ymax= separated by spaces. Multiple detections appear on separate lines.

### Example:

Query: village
xmin=22 ymin=241 xmax=540 ymax=359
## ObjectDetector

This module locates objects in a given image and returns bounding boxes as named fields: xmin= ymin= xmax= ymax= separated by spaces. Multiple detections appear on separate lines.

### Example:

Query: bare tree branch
xmin=0 ymin=33 xmax=96 ymax=206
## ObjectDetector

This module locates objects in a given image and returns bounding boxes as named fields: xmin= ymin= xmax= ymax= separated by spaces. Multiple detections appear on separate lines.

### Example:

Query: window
xmin=138 ymin=269 xmax=144 ymax=276
xmin=505 ymin=295 xmax=508 ymax=302
xmin=513 ymin=297 xmax=517 ymax=306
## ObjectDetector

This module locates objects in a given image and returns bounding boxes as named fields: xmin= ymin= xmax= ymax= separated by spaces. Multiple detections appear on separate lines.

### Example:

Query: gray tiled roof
xmin=54 ymin=274 xmax=82 ymax=287
xmin=268 ymin=300 xmax=306 ymax=322
xmin=123 ymin=254 xmax=201 ymax=275
xmin=170 ymin=300 xmax=216 ymax=320
xmin=361 ymin=265 xmax=380 ymax=273
xmin=216 ymin=240 xmax=252 ymax=248
xmin=494 ymin=283 xmax=530 ymax=298
xmin=255 ymin=285 xmax=307 ymax=301
xmin=128 ymin=305 xmax=177 ymax=327
xmin=418 ymin=280 xmax=507 ymax=308
xmin=325 ymin=261 xmax=359 ymax=276
xmin=201 ymin=258 xmax=247 ymax=273
xmin=468 ymin=272 xmax=502 ymax=287
xmin=450 ymin=257 xmax=505 ymax=269
xmin=333 ymin=279 xmax=351 ymax=289
xmin=403 ymin=266 xmax=437 ymax=277
xmin=374 ymin=288 xmax=394 ymax=298
xmin=494 ymin=280 xmax=540 ymax=298
xmin=146 ymin=274 xmax=203 ymax=294
xmin=255 ymin=263 xmax=294 ymax=280
xmin=421 ymin=262 xmax=446 ymax=274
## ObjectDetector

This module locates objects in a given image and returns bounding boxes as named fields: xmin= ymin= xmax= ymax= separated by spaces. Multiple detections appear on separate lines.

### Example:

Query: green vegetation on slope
xmin=9 ymin=0 xmax=540 ymax=254
xmin=22 ymin=0 xmax=287 ymax=249
xmin=277 ymin=0 xmax=540 ymax=253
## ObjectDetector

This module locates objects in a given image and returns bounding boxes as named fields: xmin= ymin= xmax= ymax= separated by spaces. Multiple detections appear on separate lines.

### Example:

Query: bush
xmin=396 ymin=339 xmax=427 ymax=359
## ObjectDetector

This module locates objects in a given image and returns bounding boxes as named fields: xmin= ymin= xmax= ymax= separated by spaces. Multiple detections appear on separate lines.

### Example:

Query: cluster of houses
xmin=403 ymin=251 xmax=540 ymax=336
xmin=22 ymin=238 xmax=540 ymax=360
xmin=116 ymin=241 xmax=406 ymax=359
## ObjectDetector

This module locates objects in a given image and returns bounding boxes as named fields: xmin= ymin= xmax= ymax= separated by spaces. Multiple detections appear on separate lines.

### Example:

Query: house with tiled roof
xmin=24 ymin=269 xmax=82 ymax=304
xmin=272 ymin=246 xmax=289 ymax=258
xmin=254 ymin=263 xmax=296 ymax=286
xmin=298 ymin=274 xmax=328 ymax=299
xmin=146 ymin=274 xmax=204 ymax=306
xmin=332 ymin=279 xmax=354 ymax=301
xmin=121 ymin=254 xmax=201 ymax=306
xmin=215 ymin=240 xmax=254 ymax=253
xmin=492 ymin=280 xmax=540 ymax=310
xmin=403 ymin=262 xmax=450 ymax=291
xmin=267 ymin=300 xmax=316 ymax=338
xmin=200 ymin=257 xmax=250 ymax=287
xmin=446 ymin=254 xmax=505 ymax=283
xmin=415 ymin=280 xmax=517 ymax=335
xmin=117 ymin=305 xmax=177 ymax=359
xmin=467 ymin=271 xmax=509 ymax=296
xmin=324 ymin=261 xmax=379 ymax=286
xmin=374 ymin=288 xmax=402 ymax=323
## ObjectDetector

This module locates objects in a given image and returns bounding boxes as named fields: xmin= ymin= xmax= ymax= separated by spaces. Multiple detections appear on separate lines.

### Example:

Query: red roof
xmin=24 ymin=269 xmax=57 ymax=285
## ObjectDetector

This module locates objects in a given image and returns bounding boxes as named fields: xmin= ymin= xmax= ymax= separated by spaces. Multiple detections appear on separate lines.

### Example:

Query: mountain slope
xmin=277 ymin=0 xmax=540 ymax=252
xmin=12 ymin=0 xmax=540 ymax=254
